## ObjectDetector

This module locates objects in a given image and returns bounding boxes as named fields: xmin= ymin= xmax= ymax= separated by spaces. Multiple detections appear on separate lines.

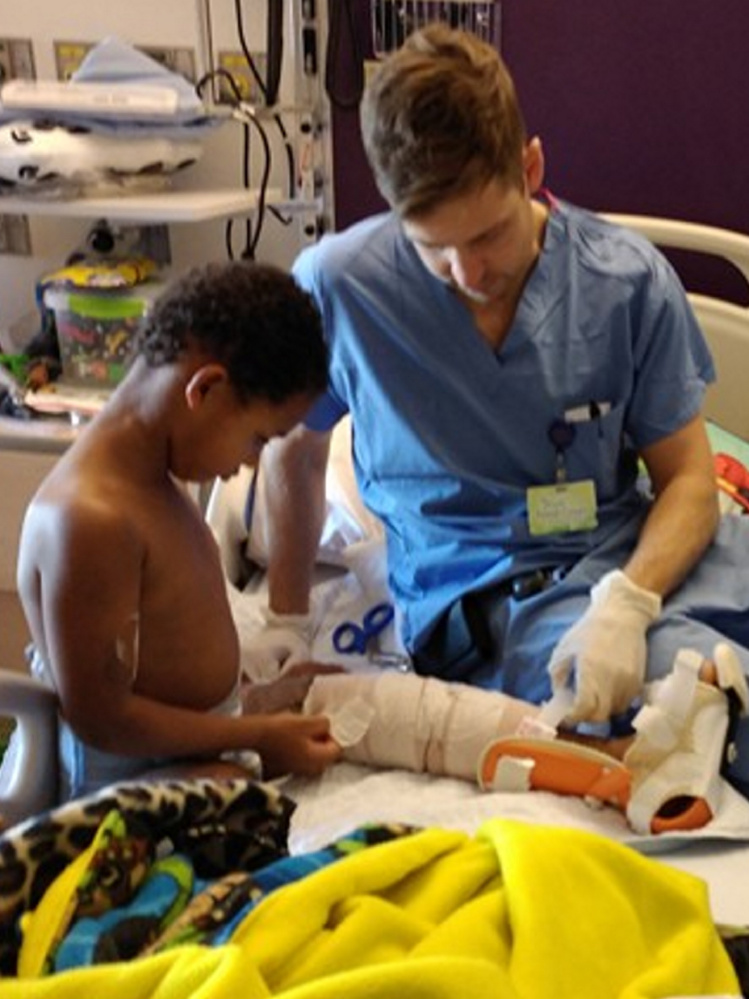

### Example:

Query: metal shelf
xmin=0 ymin=187 xmax=303 ymax=224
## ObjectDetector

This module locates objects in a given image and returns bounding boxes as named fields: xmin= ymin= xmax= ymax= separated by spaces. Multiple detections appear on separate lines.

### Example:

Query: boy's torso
xmin=20 ymin=438 xmax=240 ymax=712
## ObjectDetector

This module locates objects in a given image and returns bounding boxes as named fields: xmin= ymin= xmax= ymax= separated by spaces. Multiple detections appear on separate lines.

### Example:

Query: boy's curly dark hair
xmin=137 ymin=261 xmax=328 ymax=404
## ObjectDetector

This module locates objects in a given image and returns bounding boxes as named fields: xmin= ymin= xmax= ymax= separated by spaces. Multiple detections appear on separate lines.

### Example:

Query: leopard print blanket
xmin=0 ymin=776 xmax=294 ymax=976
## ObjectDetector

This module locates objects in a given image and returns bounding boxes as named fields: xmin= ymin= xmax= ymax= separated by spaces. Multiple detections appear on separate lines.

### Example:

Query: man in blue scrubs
xmin=257 ymin=24 xmax=749 ymax=786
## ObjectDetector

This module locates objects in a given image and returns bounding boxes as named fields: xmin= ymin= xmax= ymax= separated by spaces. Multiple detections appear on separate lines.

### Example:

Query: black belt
xmin=413 ymin=566 xmax=566 ymax=682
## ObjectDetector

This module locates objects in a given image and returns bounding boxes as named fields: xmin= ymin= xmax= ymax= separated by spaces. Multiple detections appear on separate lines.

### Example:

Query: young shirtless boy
xmin=16 ymin=260 xmax=342 ymax=801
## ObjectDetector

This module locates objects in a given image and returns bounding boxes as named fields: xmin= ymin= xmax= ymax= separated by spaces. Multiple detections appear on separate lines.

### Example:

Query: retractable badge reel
xmin=526 ymin=419 xmax=598 ymax=536
xmin=548 ymin=418 xmax=576 ymax=483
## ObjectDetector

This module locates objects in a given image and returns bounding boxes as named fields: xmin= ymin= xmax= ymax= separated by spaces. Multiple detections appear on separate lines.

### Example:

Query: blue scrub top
xmin=293 ymin=200 xmax=714 ymax=650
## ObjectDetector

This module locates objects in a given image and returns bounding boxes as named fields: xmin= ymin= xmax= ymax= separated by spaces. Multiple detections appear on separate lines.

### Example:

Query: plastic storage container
xmin=43 ymin=282 xmax=163 ymax=387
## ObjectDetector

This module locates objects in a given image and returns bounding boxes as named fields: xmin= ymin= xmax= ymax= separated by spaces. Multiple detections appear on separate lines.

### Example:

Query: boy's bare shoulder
xmin=22 ymin=469 xmax=144 ymax=576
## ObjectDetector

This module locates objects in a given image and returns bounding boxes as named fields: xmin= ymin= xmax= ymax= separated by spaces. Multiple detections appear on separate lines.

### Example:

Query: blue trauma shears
xmin=332 ymin=602 xmax=411 ymax=670
xmin=333 ymin=601 xmax=395 ymax=655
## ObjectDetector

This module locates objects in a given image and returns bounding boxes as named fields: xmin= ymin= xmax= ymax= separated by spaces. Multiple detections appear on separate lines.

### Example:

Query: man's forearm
xmin=263 ymin=426 xmax=331 ymax=614
xmin=623 ymin=473 xmax=719 ymax=597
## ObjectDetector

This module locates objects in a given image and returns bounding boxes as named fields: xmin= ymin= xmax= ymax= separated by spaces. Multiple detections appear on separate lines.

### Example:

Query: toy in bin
xmin=43 ymin=281 xmax=163 ymax=388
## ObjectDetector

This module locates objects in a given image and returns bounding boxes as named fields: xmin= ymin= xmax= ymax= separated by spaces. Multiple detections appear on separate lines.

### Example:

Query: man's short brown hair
xmin=360 ymin=23 xmax=527 ymax=218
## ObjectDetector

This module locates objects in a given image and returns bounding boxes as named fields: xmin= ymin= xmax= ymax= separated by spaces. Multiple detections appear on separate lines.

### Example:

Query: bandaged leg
xmin=303 ymin=671 xmax=540 ymax=780
xmin=479 ymin=643 xmax=749 ymax=835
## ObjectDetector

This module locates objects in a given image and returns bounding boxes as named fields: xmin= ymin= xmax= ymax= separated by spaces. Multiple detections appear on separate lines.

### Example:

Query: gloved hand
xmin=239 ymin=606 xmax=314 ymax=683
xmin=548 ymin=570 xmax=662 ymax=724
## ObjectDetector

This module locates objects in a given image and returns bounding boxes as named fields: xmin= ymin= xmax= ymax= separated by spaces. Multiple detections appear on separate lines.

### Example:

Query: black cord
xmin=196 ymin=4 xmax=301 ymax=257
xmin=233 ymin=0 xmax=269 ymax=100
xmin=196 ymin=68 xmax=273 ymax=260
xmin=225 ymin=107 xmax=272 ymax=261
xmin=325 ymin=0 xmax=365 ymax=111
xmin=233 ymin=0 xmax=296 ymax=198
xmin=241 ymin=108 xmax=253 ymax=256
xmin=197 ymin=69 xmax=250 ymax=258
xmin=196 ymin=66 xmax=242 ymax=105
xmin=265 ymin=0 xmax=284 ymax=107
xmin=268 ymin=204 xmax=293 ymax=226
xmin=241 ymin=107 xmax=272 ymax=259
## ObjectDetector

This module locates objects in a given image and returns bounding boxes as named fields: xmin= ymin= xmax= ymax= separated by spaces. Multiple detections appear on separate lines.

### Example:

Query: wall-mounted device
xmin=371 ymin=0 xmax=502 ymax=58
xmin=0 ymin=37 xmax=35 ymax=85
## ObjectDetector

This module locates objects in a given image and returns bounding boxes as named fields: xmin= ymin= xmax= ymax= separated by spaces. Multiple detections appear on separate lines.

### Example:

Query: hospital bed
xmin=2 ymin=213 xmax=749 ymax=995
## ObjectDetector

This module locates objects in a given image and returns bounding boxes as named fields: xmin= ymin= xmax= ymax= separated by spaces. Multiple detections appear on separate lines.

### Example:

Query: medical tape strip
xmin=516 ymin=688 xmax=574 ymax=740
xmin=485 ymin=756 xmax=535 ymax=792
xmin=634 ymin=648 xmax=702 ymax=751
xmin=325 ymin=696 xmax=376 ymax=748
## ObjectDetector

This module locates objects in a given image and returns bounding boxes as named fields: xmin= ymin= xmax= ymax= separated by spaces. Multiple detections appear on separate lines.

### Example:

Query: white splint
xmin=478 ymin=643 xmax=749 ymax=835
xmin=625 ymin=643 xmax=749 ymax=834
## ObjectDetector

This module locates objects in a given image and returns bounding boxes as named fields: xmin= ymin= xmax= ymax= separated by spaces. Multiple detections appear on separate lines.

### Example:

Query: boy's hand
xmin=255 ymin=712 xmax=342 ymax=778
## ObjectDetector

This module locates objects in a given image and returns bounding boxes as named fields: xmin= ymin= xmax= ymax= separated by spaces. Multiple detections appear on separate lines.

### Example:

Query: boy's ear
xmin=184 ymin=363 xmax=230 ymax=411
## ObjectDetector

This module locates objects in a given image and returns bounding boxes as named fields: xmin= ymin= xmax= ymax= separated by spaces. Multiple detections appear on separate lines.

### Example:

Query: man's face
xmin=402 ymin=175 xmax=544 ymax=309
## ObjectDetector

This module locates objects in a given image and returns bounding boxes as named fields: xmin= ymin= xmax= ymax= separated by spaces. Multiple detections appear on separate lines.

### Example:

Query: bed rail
xmin=0 ymin=669 xmax=57 ymax=827
xmin=603 ymin=214 xmax=749 ymax=440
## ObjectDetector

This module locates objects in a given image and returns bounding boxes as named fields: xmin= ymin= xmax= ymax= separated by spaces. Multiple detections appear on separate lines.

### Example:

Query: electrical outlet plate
xmin=137 ymin=224 xmax=171 ymax=267
xmin=140 ymin=47 xmax=196 ymax=84
xmin=0 ymin=38 xmax=36 ymax=84
xmin=216 ymin=50 xmax=266 ymax=104
xmin=54 ymin=42 xmax=196 ymax=83
xmin=54 ymin=41 xmax=92 ymax=81
xmin=0 ymin=215 xmax=32 ymax=256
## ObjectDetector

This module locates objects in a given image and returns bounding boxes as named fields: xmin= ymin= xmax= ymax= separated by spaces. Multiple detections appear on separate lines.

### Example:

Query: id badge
xmin=527 ymin=479 xmax=598 ymax=536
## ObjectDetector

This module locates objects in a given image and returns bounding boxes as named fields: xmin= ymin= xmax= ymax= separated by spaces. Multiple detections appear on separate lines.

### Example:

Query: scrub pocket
xmin=563 ymin=402 xmax=637 ymax=501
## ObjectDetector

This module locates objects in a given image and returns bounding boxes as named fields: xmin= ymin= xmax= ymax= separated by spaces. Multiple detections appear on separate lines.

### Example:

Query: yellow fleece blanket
xmin=4 ymin=819 xmax=739 ymax=998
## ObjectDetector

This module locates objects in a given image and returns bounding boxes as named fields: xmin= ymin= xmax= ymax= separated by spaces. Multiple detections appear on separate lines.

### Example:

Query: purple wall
xmin=329 ymin=0 xmax=749 ymax=300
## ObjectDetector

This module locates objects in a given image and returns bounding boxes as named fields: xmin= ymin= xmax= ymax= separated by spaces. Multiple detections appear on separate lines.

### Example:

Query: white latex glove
xmin=548 ymin=569 xmax=662 ymax=723
xmin=239 ymin=606 xmax=314 ymax=683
